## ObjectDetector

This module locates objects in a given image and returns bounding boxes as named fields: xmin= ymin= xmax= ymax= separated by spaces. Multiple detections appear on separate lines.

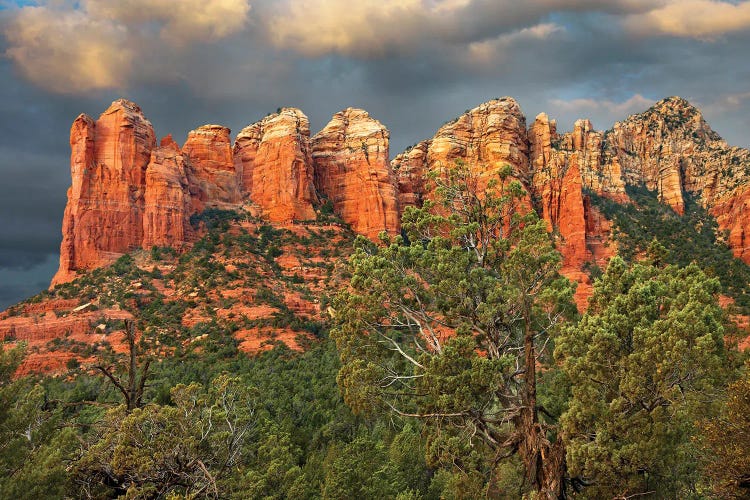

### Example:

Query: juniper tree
xmin=332 ymin=162 xmax=576 ymax=498
xmin=556 ymin=254 xmax=731 ymax=498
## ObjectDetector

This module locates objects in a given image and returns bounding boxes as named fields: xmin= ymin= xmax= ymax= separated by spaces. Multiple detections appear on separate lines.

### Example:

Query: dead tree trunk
xmin=95 ymin=319 xmax=151 ymax=412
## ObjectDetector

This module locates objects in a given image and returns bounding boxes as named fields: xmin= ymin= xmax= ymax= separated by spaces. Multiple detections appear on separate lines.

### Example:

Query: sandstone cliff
xmin=234 ymin=108 xmax=318 ymax=222
xmin=528 ymin=113 xmax=590 ymax=268
xmin=183 ymin=124 xmax=241 ymax=209
xmin=53 ymin=100 xmax=156 ymax=285
xmin=602 ymin=97 xmax=750 ymax=262
xmin=312 ymin=108 xmax=399 ymax=239
xmin=143 ymin=136 xmax=193 ymax=248
xmin=53 ymin=95 xmax=750 ymax=294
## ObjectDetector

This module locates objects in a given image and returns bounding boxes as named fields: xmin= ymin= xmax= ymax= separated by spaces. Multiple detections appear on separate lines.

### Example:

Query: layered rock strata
xmin=528 ymin=113 xmax=590 ymax=268
xmin=234 ymin=109 xmax=318 ymax=222
xmin=183 ymin=124 xmax=240 ymax=209
xmin=312 ymin=108 xmax=399 ymax=239
xmin=53 ymin=100 xmax=156 ymax=285
xmin=52 ymin=96 xmax=750 ymax=292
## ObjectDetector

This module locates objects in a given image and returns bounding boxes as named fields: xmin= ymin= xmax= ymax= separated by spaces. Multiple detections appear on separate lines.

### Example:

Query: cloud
xmin=265 ymin=0 xmax=427 ymax=56
xmin=84 ymin=0 xmax=251 ymax=45
xmin=698 ymin=91 xmax=750 ymax=115
xmin=467 ymin=23 xmax=564 ymax=65
xmin=263 ymin=0 xmax=592 ymax=57
xmin=5 ymin=6 xmax=134 ymax=92
xmin=623 ymin=0 xmax=750 ymax=39
xmin=549 ymin=94 xmax=655 ymax=116
xmin=3 ymin=0 xmax=252 ymax=93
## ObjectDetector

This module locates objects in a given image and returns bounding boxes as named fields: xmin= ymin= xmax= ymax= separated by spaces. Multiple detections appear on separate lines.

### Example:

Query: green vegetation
xmin=333 ymin=162 xmax=576 ymax=497
xmin=697 ymin=365 xmax=750 ymax=498
xmin=588 ymin=184 xmax=750 ymax=311
xmin=557 ymin=251 xmax=735 ymax=498
xmin=1 ymin=180 xmax=748 ymax=498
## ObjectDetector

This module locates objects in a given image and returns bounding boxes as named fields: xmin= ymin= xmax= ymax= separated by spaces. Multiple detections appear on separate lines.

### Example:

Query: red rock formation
xmin=390 ymin=97 xmax=533 ymax=222
xmin=605 ymin=96 xmax=750 ymax=260
xmin=711 ymin=186 xmax=750 ymax=264
xmin=313 ymin=108 xmax=399 ymax=239
xmin=143 ymin=137 xmax=193 ymax=248
xmin=391 ymin=141 xmax=429 ymax=210
xmin=53 ymin=99 xmax=156 ymax=285
xmin=233 ymin=108 xmax=318 ymax=222
xmin=564 ymin=119 xmax=628 ymax=203
xmin=428 ymin=98 xmax=530 ymax=186
xmin=182 ymin=124 xmax=240 ymax=209
xmin=583 ymin=196 xmax=617 ymax=266
xmin=529 ymin=113 xmax=590 ymax=268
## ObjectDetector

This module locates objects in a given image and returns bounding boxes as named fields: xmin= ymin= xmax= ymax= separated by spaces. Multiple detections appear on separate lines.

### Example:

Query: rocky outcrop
xmin=392 ymin=141 xmax=429 ymax=210
xmin=528 ymin=113 xmax=590 ymax=268
xmin=564 ymin=119 xmax=628 ymax=202
xmin=143 ymin=136 xmax=193 ymax=248
xmin=428 ymin=98 xmax=530 ymax=187
xmin=53 ymin=99 xmax=156 ymax=285
xmin=183 ymin=124 xmax=240 ymax=209
xmin=52 ymin=95 xmax=750 ymax=293
xmin=711 ymin=187 xmax=750 ymax=263
xmin=313 ymin=108 xmax=399 ymax=239
xmin=602 ymin=96 xmax=750 ymax=262
xmin=390 ymin=97 xmax=532 ymax=217
xmin=234 ymin=109 xmax=318 ymax=222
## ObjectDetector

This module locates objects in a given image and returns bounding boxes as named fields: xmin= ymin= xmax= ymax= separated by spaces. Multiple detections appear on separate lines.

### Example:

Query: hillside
xmin=1 ymin=210 xmax=352 ymax=374
xmin=1 ymin=96 xmax=750 ymax=498
xmin=1 ymin=95 xmax=750 ymax=372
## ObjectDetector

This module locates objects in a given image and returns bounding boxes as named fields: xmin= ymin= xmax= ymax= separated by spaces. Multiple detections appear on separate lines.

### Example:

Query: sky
xmin=0 ymin=0 xmax=749 ymax=309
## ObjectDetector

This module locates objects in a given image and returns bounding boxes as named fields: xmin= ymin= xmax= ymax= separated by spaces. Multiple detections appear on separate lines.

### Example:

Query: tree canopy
xmin=556 ymin=252 xmax=732 ymax=498
xmin=332 ymin=162 xmax=576 ymax=498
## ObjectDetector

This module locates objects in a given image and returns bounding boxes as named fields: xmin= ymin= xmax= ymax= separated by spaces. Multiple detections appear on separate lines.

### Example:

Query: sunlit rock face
xmin=313 ymin=108 xmax=399 ymax=239
xmin=234 ymin=108 xmax=318 ymax=223
xmin=53 ymin=95 xmax=750 ymax=292
xmin=183 ymin=124 xmax=241 ymax=211
xmin=53 ymin=99 xmax=156 ymax=285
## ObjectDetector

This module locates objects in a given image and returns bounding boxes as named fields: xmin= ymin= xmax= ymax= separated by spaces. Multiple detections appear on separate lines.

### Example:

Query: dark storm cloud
xmin=1 ymin=0 xmax=750 ymax=307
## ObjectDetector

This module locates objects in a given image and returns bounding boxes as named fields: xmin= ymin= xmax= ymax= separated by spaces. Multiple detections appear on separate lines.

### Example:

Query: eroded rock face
xmin=392 ymin=141 xmax=429 ymax=210
xmin=183 ymin=124 xmax=240 ymax=209
xmin=563 ymin=119 xmax=628 ymax=202
xmin=313 ymin=108 xmax=399 ymax=239
xmin=143 ymin=137 xmax=193 ymax=248
xmin=390 ymin=97 xmax=532 ymax=217
xmin=603 ymin=97 xmax=750 ymax=262
xmin=51 ymin=95 xmax=750 ymax=295
xmin=711 ymin=186 xmax=750 ymax=263
xmin=528 ymin=113 xmax=590 ymax=268
xmin=53 ymin=99 xmax=156 ymax=285
xmin=233 ymin=108 xmax=318 ymax=222
xmin=429 ymin=98 xmax=530 ymax=186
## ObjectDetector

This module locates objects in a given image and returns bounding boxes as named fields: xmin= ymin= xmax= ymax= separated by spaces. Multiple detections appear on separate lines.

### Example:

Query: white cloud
xmin=264 ymin=0 xmax=602 ymax=57
xmin=623 ymin=0 xmax=750 ymax=39
xmin=467 ymin=23 xmax=564 ymax=65
xmin=266 ymin=0 xmax=426 ymax=56
xmin=84 ymin=0 xmax=251 ymax=45
xmin=5 ymin=6 xmax=134 ymax=93
xmin=3 ymin=0 xmax=252 ymax=93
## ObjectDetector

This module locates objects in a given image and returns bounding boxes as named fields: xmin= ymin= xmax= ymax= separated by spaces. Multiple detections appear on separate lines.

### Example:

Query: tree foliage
xmin=697 ymin=366 xmax=750 ymax=498
xmin=73 ymin=375 xmax=258 ymax=498
xmin=332 ymin=162 xmax=576 ymax=497
xmin=557 ymin=254 xmax=732 ymax=498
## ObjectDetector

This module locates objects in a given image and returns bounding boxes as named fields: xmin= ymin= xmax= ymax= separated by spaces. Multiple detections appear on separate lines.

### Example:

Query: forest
xmin=1 ymin=164 xmax=749 ymax=499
